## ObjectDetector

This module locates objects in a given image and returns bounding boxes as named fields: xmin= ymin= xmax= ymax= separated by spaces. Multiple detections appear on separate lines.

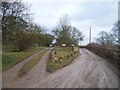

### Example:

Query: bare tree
xmin=70 ymin=27 xmax=84 ymax=45
xmin=1 ymin=1 xmax=32 ymax=51
xmin=53 ymin=15 xmax=84 ymax=46
xmin=96 ymin=31 xmax=112 ymax=45
xmin=1 ymin=1 xmax=31 ymax=40
xmin=111 ymin=21 xmax=120 ymax=46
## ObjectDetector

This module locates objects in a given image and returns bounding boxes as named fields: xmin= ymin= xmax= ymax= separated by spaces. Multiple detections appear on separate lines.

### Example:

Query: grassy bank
xmin=18 ymin=49 xmax=48 ymax=76
xmin=47 ymin=47 xmax=79 ymax=73
xmin=2 ymin=47 xmax=47 ymax=70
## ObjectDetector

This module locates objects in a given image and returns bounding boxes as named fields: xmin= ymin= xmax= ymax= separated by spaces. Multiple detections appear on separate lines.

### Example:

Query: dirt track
xmin=31 ymin=49 xmax=118 ymax=88
xmin=2 ymin=48 xmax=50 ymax=88
xmin=3 ymin=48 xmax=118 ymax=88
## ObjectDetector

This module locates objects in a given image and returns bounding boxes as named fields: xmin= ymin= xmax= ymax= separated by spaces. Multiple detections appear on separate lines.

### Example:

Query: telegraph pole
xmin=118 ymin=1 xmax=120 ymax=50
xmin=89 ymin=27 xmax=91 ymax=44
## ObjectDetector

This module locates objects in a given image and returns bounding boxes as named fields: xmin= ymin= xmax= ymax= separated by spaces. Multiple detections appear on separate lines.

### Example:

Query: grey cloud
xmin=71 ymin=2 xmax=117 ymax=27
xmin=24 ymin=0 xmax=118 ymax=45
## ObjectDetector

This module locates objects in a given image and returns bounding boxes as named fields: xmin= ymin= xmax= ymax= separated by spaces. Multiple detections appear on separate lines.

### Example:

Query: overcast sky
xmin=23 ymin=0 xmax=118 ymax=45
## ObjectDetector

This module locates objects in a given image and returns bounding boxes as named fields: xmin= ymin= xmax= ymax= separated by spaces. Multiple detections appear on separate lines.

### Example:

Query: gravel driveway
xmin=2 ymin=48 xmax=50 ymax=88
xmin=3 ymin=48 xmax=118 ymax=88
xmin=31 ymin=49 xmax=118 ymax=88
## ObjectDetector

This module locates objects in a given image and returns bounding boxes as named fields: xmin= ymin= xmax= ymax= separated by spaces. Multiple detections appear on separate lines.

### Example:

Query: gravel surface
xmin=31 ymin=49 xmax=118 ymax=88
xmin=2 ymin=48 xmax=118 ymax=88
xmin=2 ymin=48 xmax=50 ymax=88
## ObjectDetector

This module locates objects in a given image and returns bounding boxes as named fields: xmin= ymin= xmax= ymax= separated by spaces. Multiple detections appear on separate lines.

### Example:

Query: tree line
xmin=94 ymin=21 xmax=119 ymax=50
xmin=1 ymin=1 xmax=84 ymax=52
xmin=1 ymin=1 xmax=54 ymax=51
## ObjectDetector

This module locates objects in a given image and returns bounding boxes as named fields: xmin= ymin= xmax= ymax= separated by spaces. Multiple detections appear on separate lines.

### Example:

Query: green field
xmin=2 ymin=47 xmax=47 ymax=70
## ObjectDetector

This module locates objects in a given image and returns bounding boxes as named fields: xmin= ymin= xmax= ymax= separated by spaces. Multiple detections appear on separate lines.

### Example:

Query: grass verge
xmin=2 ymin=47 xmax=47 ymax=70
xmin=18 ymin=49 xmax=48 ymax=76
xmin=46 ymin=47 xmax=79 ymax=73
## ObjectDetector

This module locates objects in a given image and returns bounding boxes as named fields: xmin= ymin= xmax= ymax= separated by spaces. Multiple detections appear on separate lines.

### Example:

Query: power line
xmin=96 ymin=2 xmax=118 ymax=27
xmin=90 ymin=2 xmax=118 ymax=44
